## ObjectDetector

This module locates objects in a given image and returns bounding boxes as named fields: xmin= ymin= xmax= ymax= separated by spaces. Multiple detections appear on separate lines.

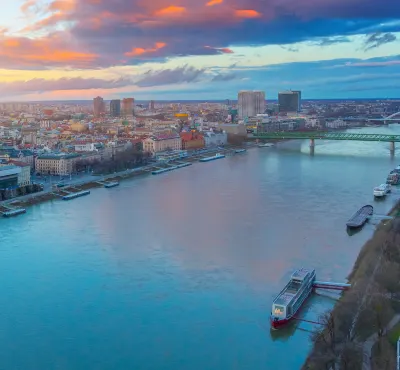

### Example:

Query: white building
xmin=238 ymin=90 xmax=266 ymax=119
xmin=9 ymin=161 xmax=31 ymax=186
xmin=143 ymin=134 xmax=182 ymax=155
xmin=74 ymin=142 xmax=96 ymax=152
xmin=203 ymin=131 xmax=228 ymax=147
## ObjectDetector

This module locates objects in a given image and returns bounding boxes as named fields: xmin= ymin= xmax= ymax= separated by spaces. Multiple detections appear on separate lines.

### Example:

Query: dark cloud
xmin=135 ymin=66 xmax=205 ymax=87
xmin=309 ymin=36 xmax=350 ymax=46
xmin=364 ymin=32 xmax=397 ymax=51
xmin=211 ymin=73 xmax=237 ymax=81
xmin=1 ymin=0 xmax=399 ymax=69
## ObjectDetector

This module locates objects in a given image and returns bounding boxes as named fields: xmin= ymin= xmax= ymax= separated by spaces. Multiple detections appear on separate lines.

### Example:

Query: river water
xmin=1 ymin=125 xmax=399 ymax=369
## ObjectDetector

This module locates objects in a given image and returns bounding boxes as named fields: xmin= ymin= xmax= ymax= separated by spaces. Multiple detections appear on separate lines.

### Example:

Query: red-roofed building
xmin=180 ymin=131 xmax=205 ymax=150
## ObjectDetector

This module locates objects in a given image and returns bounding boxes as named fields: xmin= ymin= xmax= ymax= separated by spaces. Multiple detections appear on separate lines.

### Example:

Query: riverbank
xmin=0 ymin=145 xmax=247 ymax=211
xmin=303 ymin=199 xmax=400 ymax=369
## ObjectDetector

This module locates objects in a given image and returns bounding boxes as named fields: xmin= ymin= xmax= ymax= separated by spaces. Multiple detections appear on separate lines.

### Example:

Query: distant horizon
xmin=1 ymin=98 xmax=400 ymax=105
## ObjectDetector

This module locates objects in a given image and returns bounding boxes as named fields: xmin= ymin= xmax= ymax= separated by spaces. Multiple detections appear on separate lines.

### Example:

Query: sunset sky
xmin=1 ymin=0 xmax=400 ymax=101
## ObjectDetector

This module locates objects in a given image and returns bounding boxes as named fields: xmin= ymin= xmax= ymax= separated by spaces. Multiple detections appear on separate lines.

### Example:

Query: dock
xmin=0 ymin=204 xmax=26 ymax=217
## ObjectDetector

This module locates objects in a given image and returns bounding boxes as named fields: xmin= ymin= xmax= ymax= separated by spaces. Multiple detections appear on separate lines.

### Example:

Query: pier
xmin=313 ymin=281 xmax=351 ymax=291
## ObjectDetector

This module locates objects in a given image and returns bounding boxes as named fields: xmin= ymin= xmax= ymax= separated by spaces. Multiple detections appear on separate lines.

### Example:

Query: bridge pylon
xmin=390 ymin=141 xmax=395 ymax=153
xmin=309 ymin=138 xmax=315 ymax=148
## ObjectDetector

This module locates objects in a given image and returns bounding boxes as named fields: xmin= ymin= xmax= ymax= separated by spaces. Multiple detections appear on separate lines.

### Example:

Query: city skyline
xmin=0 ymin=0 xmax=399 ymax=101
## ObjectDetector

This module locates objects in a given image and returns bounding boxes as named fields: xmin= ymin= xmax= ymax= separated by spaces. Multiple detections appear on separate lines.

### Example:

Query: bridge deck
xmin=253 ymin=132 xmax=400 ymax=142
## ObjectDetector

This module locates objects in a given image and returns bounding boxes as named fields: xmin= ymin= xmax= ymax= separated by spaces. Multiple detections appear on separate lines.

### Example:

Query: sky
xmin=0 ymin=0 xmax=400 ymax=101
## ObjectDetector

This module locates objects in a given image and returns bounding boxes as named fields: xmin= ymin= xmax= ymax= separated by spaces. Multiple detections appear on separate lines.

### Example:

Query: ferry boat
xmin=373 ymin=183 xmax=391 ymax=198
xmin=258 ymin=143 xmax=274 ymax=148
xmin=235 ymin=148 xmax=247 ymax=154
xmin=387 ymin=173 xmax=400 ymax=185
xmin=270 ymin=268 xmax=316 ymax=329
xmin=199 ymin=153 xmax=225 ymax=162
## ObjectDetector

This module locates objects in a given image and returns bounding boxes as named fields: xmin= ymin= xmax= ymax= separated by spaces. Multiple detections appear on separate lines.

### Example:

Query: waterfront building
xmin=180 ymin=132 xmax=205 ymax=150
xmin=93 ymin=96 xmax=105 ymax=118
xmin=8 ymin=160 xmax=31 ymax=186
xmin=110 ymin=100 xmax=121 ymax=117
xmin=35 ymin=153 xmax=81 ymax=175
xmin=238 ymin=91 xmax=266 ymax=119
xmin=278 ymin=91 xmax=301 ymax=113
xmin=203 ymin=131 xmax=228 ymax=147
xmin=0 ymin=165 xmax=20 ymax=189
xmin=122 ymin=98 xmax=135 ymax=117
xmin=142 ymin=134 xmax=182 ymax=155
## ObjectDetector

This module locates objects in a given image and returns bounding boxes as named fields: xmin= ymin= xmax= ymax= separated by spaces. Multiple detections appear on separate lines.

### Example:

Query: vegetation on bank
xmin=304 ymin=204 xmax=400 ymax=370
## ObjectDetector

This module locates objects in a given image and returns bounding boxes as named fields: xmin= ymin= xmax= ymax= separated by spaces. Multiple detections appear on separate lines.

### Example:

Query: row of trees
xmin=305 ymin=218 xmax=400 ymax=369
xmin=0 ymin=183 xmax=43 ymax=201
xmin=88 ymin=148 xmax=151 ymax=175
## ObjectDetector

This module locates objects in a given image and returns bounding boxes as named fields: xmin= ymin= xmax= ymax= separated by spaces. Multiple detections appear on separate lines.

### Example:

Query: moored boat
xmin=386 ymin=173 xmax=400 ymax=185
xmin=199 ymin=153 xmax=225 ymax=162
xmin=346 ymin=205 xmax=373 ymax=229
xmin=258 ymin=143 xmax=274 ymax=148
xmin=235 ymin=148 xmax=247 ymax=154
xmin=270 ymin=268 xmax=316 ymax=329
xmin=373 ymin=183 xmax=391 ymax=198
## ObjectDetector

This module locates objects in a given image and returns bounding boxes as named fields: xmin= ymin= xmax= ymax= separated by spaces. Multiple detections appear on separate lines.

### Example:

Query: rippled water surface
xmin=1 ymin=125 xmax=399 ymax=369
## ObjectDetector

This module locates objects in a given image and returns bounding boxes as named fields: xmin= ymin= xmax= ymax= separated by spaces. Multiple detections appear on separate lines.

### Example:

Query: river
xmin=1 ymin=125 xmax=399 ymax=369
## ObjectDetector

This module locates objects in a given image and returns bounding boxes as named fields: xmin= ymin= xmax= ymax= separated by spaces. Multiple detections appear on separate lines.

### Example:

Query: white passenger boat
xmin=270 ymin=268 xmax=316 ymax=329
xmin=373 ymin=183 xmax=391 ymax=198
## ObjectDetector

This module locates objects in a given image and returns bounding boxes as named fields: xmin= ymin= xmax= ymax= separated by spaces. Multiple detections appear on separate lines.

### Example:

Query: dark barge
xmin=346 ymin=205 xmax=373 ymax=229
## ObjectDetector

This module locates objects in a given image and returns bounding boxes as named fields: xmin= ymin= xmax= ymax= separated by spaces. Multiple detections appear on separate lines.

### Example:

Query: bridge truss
xmin=253 ymin=132 xmax=400 ymax=142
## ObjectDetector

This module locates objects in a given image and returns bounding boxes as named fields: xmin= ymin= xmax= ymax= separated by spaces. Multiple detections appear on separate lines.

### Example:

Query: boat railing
xmin=273 ymin=272 xmax=316 ymax=304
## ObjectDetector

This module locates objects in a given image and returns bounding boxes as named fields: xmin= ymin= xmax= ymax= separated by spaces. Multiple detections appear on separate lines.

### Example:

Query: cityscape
xmin=1 ymin=0 xmax=400 ymax=369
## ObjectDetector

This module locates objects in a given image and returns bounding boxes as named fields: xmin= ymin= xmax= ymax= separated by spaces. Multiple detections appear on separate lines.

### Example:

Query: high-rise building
xmin=110 ymin=99 xmax=121 ymax=117
xmin=238 ymin=91 xmax=266 ymax=119
xmin=93 ymin=96 xmax=105 ymax=117
xmin=292 ymin=90 xmax=302 ymax=111
xmin=150 ymin=100 xmax=155 ymax=111
xmin=122 ymin=98 xmax=135 ymax=117
xmin=278 ymin=90 xmax=301 ymax=113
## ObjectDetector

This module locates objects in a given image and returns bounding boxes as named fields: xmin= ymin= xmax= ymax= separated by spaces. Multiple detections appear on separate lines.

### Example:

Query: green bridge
xmin=253 ymin=132 xmax=400 ymax=142
xmin=253 ymin=131 xmax=400 ymax=153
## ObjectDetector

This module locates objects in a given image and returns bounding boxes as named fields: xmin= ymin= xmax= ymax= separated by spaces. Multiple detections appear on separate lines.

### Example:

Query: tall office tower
xmin=238 ymin=90 xmax=266 ymax=119
xmin=278 ymin=90 xmax=301 ymax=113
xmin=110 ymin=99 xmax=121 ymax=117
xmin=122 ymin=98 xmax=135 ymax=117
xmin=93 ymin=96 xmax=105 ymax=117
xmin=291 ymin=90 xmax=302 ymax=111
xmin=150 ymin=100 xmax=155 ymax=111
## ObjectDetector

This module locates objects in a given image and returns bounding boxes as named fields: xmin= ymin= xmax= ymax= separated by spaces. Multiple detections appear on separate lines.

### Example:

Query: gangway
xmin=397 ymin=337 xmax=400 ymax=370
xmin=313 ymin=281 xmax=351 ymax=291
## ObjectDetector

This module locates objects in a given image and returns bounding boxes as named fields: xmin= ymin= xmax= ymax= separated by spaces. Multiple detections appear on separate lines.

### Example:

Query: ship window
xmin=274 ymin=306 xmax=284 ymax=315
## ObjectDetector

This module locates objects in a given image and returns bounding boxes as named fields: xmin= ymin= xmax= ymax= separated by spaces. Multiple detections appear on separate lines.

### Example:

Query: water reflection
xmin=1 ymin=126 xmax=400 ymax=370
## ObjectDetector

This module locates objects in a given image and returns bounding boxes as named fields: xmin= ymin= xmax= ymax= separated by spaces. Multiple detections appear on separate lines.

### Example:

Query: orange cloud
xmin=235 ymin=9 xmax=262 ymax=18
xmin=206 ymin=0 xmax=223 ymax=6
xmin=204 ymin=45 xmax=233 ymax=53
xmin=155 ymin=6 xmax=186 ymax=16
xmin=125 ymin=42 xmax=166 ymax=57
xmin=48 ymin=0 xmax=76 ymax=12
xmin=4 ymin=39 xmax=20 ymax=47
xmin=0 ymin=37 xmax=98 ymax=68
